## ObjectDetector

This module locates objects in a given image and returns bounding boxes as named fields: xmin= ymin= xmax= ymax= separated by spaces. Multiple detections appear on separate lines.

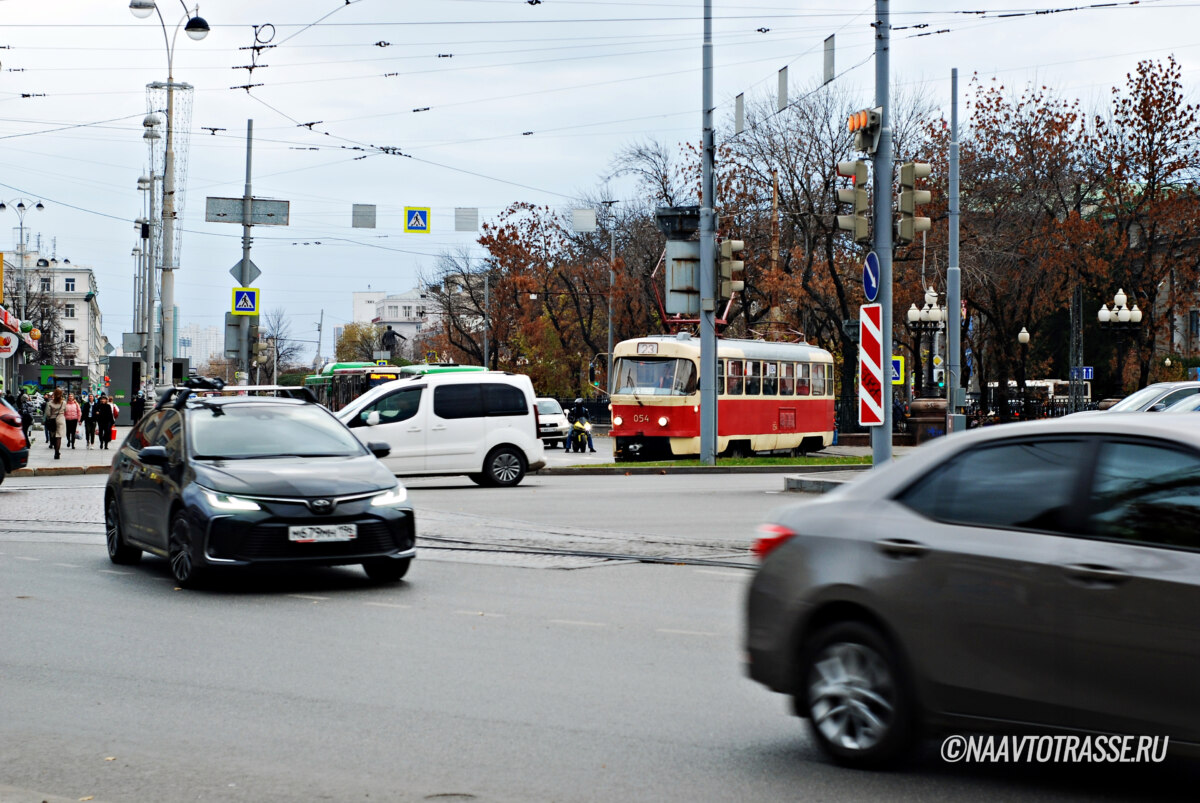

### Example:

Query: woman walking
xmin=64 ymin=392 xmax=81 ymax=449
xmin=44 ymin=388 xmax=66 ymax=460
xmin=95 ymin=393 xmax=116 ymax=451
xmin=81 ymin=394 xmax=95 ymax=449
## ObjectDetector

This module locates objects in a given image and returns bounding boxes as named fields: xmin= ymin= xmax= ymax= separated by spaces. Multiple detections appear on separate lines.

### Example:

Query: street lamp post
xmin=0 ymin=198 xmax=45 ymax=321
xmin=905 ymin=287 xmax=945 ymax=398
xmin=131 ymin=0 xmax=209 ymax=386
xmin=1098 ymin=288 xmax=1143 ymax=392
xmin=1018 ymin=327 xmax=1031 ymax=418
xmin=600 ymin=199 xmax=619 ymax=397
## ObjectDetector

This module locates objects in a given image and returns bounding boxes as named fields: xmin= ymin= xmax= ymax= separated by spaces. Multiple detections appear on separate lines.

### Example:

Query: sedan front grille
xmin=208 ymin=517 xmax=414 ymax=562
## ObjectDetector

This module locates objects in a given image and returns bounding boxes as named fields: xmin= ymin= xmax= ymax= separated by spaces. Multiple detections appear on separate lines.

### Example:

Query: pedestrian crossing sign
xmin=232 ymin=287 xmax=260 ymax=316
xmin=404 ymin=207 xmax=430 ymax=233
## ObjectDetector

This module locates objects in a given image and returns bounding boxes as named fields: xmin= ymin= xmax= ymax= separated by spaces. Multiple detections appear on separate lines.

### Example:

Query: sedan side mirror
xmin=138 ymin=445 xmax=170 ymax=466
xmin=1148 ymin=403 xmax=1167 ymax=412
xmin=360 ymin=410 xmax=382 ymax=427
xmin=366 ymin=441 xmax=391 ymax=458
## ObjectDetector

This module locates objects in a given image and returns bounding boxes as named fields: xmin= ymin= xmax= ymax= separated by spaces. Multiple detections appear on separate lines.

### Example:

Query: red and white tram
xmin=609 ymin=333 xmax=836 ymax=461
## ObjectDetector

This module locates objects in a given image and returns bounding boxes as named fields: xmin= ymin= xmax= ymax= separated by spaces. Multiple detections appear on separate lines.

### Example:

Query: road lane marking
xmin=548 ymin=619 xmax=608 ymax=627
xmin=364 ymin=602 xmax=410 ymax=609
xmin=53 ymin=563 xmax=81 ymax=568
xmin=99 ymin=569 xmax=132 ymax=575
xmin=454 ymin=610 xmax=505 ymax=618
xmin=288 ymin=594 xmax=330 ymax=602
xmin=694 ymin=569 xmax=746 ymax=577
xmin=656 ymin=628 xmax=718 ymax=637
xmin=14 ymin=556 xmax=39 ymax=561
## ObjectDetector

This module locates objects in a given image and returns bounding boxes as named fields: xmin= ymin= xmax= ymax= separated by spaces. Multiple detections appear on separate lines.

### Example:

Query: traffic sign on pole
xmin=232 ymin=287 xmax=260 ymax=316
xmin=859 ymin=304 xmax=884 ymax=426
xmin=862 ymin=251 xmax=880 ymax=303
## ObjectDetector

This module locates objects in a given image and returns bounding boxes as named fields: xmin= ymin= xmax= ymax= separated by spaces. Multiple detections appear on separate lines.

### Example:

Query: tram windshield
xmin=613 ymin=357 xmax=697 ymax=396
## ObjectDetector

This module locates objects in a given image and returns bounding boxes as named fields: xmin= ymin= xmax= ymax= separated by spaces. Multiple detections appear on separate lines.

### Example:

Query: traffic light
xmin=718 ymin=238 xmax=745 ymax=300
xmin=847 ymin=107 xmax=882 ymax=155
xmin=249 ymin=323 xmax=269 ymax=365
xmin=835 ymin=161 xmax=870 ymax=244
xmin=898 ymin=161 xmax=932 ymax=245
xmin=588 ymin=363 xmax=599 ymax=388
xmin=934 ymin=368 xmax=945 ymax=388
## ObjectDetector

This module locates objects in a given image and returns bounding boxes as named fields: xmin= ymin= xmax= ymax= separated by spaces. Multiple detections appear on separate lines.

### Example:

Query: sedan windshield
xmin=190 ymin=403 xmax=366 ymax=459
xmin=613 ymin=357 xmax=697 ymax=396
xmin=537 ymin=400 xmax=563 ymax=416
xmin=1108 ymin=386 xmax=1171 ymax=412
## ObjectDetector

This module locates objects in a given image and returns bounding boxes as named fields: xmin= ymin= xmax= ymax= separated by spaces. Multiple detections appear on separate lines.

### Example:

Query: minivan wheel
xmin=168 ymin=513 xmax=204 ymax=588
xmin=483 ymin=446 xmax=526 ymax=487
xmin=362 ymin=557 xmax=411 ymax=583
xmin=105 ymin=495 xmax=142 ymax=565
xmin=799 ymin=621 xmax=915 ymax=768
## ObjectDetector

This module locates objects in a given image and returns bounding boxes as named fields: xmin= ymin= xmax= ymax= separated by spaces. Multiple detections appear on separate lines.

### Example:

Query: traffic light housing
xmin=718 ymin=239 xmax=746 ymax=299
xmin=588 ymin=363 xmax=599 ymax=388
xmin=847 ymin=107 xmax=882 ymax=155
xmin=835 ymin=161 xmax=870 ymax=243
xmin=898 ymin=161 xmax=932 ymax=244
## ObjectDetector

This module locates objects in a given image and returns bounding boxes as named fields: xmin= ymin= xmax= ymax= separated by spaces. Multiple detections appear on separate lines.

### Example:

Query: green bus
xmin=303 ymin=361 xmax=378 ymax=407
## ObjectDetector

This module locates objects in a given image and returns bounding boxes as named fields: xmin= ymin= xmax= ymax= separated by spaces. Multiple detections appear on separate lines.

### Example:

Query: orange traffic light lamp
xmin=847 ymin=107 xmax=882 ymax=155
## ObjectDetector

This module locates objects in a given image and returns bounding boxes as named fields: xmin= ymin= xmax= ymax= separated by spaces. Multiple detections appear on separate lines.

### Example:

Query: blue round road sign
xmin=863 ymin=251 xmax=880 ymax=303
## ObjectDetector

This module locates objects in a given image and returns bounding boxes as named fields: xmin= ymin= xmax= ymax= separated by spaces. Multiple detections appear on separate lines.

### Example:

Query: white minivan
xmin=337 ymin=371 xmax=546 ymax=487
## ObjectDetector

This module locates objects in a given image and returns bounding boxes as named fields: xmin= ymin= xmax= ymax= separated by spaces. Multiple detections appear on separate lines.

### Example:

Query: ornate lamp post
xmin=1098 ymin=288 xmax=1143 ymax=392
xmin=130 ymin=0 xmax=209 ymax=384
xmin=0 ymin=198 xmax=45 ymax=321
xmin=905 ymin=286 xmax=945 ymax=398
xmin=1017 ymin=327 xmax=1031 ymax=418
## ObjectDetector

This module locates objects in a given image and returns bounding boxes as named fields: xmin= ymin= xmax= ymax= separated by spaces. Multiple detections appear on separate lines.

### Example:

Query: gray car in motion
xmin=745 ymin=416 xmax=1200 ymax=767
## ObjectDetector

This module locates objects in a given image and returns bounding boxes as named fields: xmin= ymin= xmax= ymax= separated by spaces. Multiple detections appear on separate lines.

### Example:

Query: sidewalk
xmin=11 ymin=425 xmax=130 ymax=477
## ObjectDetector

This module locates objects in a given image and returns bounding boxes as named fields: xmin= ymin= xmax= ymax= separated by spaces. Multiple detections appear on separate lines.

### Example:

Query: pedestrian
xmin=567 ymin=398 xmax=596 ymax=452
xmin=64 ymin=392 xmax=81 ymax=449
xmin=81 ymin=394 xmax=96 ymax=449
xmin=131 ymin=390 xmax=146 ymax=424
xmin=44 ymin=387 xmax=66 ymax=460
xmin=95 ymin=393 xmax=117 ymax=451
xmin=18 ymin=392 xmax=33 ymax=444
xmin=42 ymin=396 xmax=52 ymax=445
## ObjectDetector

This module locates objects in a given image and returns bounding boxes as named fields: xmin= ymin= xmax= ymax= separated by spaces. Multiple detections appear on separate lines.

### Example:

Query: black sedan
xmin=104 ymin=387 xmax=415 ymax=587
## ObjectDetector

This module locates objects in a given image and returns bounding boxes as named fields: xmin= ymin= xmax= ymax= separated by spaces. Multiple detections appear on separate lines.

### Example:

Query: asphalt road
xmin=3 ymin=476 xmax=1196 ymax=802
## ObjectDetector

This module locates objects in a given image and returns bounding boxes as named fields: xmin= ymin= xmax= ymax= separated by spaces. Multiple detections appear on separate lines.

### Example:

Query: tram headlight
xmin=613 ymin=415 xmax=623 ymax=427
xmin=658 ymin=416 xmax=669 ymax=427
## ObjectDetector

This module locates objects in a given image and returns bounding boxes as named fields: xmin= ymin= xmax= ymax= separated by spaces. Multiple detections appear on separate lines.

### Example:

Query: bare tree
xmin=263 ymin=306 xmax=305 ymax=368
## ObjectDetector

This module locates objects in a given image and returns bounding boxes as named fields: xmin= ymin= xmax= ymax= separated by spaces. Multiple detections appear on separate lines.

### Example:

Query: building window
xmin=415 ymin=323 xmax=422 ymax=333
xmin=40 ymin=278 xmax=51 ymax=292
xmin=403 ymin=306 xmax=413 ymax=318
xmin=65 ymin=329 xmax=76 ymax=344
xmin=64 ymin=277 xmax=75 ymax=292
xmin=388 ymin=305 xmax=398 ymax=317
xmin=64 ymin=304 xmax=76 ymax=318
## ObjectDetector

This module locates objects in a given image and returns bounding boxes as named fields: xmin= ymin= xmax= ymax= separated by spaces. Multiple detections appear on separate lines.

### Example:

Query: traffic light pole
xmin=946 ymin=68 xmax=965 ymax=432
xmin=871 ymin=0 xmax=894 ymax=465
xmin=698 ymin=0 xmax=717 ymax=465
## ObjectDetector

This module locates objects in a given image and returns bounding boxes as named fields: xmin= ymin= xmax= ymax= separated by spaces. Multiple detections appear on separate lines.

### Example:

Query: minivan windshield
xmin=613 ymin=357 xmax=697 ymax=396
xmin=190 ymin=403 xmax=366 ymax=459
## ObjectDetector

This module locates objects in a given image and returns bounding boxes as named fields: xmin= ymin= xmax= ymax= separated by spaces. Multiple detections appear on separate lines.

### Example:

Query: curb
xmin=537 ymin=463 xmax=870 ymax=476
xmin=11 ymin=465 xmax=111 ymax=477
xmin=784 ymin=474 xmax=855 ymax=493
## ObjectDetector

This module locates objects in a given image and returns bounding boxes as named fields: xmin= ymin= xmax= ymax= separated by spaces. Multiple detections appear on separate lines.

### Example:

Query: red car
xmin=0 ymin=397 xmax=29 ymax=484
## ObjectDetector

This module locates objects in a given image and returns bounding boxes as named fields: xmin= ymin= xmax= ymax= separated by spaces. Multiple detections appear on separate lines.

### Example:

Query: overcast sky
xmin=0 ymin=0 xmax=1195 ymax=363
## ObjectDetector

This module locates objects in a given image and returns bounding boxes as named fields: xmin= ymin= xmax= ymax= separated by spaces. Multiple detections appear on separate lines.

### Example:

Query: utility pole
xmin=698 ymin=0 xmax=718 ymax=465
xmin=601 ymin=199 xmax=619 ymax=397
xmin=871 ymin=0 xmax=894 ymax=465
xmin=238 ymin=120 xmax=254 ymax=384
xmin=482 ymin=271 xmax=489 ymax=369
xmin=946 ymin=68 xmax=965 ymax=433
xmin=314 ymin=309 xmax=324 ymax=369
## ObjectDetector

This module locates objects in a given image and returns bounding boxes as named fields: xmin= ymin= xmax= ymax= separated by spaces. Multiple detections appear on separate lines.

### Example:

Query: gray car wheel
xmin=105 ymin=495 xmax=142 ymax=565
xmin=483 ymin=446 xmax=526 ymax=487
xmin=800 ymin=621 xmax=915 ymax=768
xmin=168 ymin=513 xmax=204 ymax=588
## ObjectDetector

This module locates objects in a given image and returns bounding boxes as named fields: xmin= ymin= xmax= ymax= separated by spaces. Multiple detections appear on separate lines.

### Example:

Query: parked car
xmin=337 ymin=371 xmax=546 ymax=487
xmin=536 ymin=397 xmax=570 ymax=448
xmin=745 ymin=415 xmax=1200 ymax=767
xmin=104 ymin=385 xmax=415 ymax=588
xmin=0 ymin=397 xmax=30 ymax=484
xmin=1072 ymin=380 xmax=1200 ymax=415
xmin=1160 ymin=392 xmax=1200 ymax=413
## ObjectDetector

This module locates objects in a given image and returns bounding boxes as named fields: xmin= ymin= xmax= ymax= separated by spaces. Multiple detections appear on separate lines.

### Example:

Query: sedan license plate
xmin=288 ymin=524 xmax=357 ymax=543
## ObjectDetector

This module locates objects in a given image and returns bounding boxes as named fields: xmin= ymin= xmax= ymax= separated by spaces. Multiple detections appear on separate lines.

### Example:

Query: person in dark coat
xmin=94 ymin=393 xmax=117 ymax=450
xmin=130 ymin=391 xmax=146 ymax=424
xmin=80 ymin=395 xmax=96 ymax=449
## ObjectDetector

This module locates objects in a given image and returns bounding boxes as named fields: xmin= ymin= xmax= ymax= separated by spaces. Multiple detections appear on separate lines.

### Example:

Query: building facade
xmin=350 ymin=287 xmax=436 ymax=361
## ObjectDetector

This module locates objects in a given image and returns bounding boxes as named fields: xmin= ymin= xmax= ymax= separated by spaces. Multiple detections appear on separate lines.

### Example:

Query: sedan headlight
xmin=370 ymin=484 xmax=408 ymax=507
xmin=201 ymin=488 xmax=261 ymax=511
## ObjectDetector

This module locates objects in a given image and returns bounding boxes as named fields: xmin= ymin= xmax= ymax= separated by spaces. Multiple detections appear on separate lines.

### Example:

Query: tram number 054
xmin=631 ymin=414 xmax=651 ymax=424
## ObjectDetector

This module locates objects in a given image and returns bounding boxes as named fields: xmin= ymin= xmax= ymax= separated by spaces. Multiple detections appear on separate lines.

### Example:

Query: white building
xmin=177 ymin=322 xmax=223 ymax=370
xmin=350 ymin=287 xmax=437 ymax=361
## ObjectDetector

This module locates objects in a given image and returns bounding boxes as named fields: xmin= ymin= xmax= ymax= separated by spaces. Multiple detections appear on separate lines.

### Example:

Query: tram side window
xmin=812 ymin=363 xmax=827 ymax=396
xmin=717 ymin=359 xmax=726 ymax=395
xmin=763 ymin=361 xmax=778 ymax=395
xmin=726 ymin=359 xmax=744 ymax=395
xmin=797 ymin=364 xmax=811 ymax=396
xmin=780 ymin=362 xmax=795 ymax=396
xmin=746 ymin=360 xmax=761 ymax=395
